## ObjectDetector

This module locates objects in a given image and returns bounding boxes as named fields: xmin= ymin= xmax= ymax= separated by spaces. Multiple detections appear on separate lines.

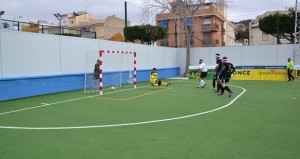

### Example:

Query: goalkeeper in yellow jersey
xmin=150 ymin=68 xmax=170 ymax=86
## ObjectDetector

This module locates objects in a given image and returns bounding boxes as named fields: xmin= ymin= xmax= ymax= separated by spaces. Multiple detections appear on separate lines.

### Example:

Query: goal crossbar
xmin=98 ymin=50 xmax=137 ymax=95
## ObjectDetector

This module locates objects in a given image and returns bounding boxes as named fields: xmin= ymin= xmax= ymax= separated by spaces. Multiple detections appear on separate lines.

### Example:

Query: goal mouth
xmin=84 ymin=50 xmax=136 ymax=95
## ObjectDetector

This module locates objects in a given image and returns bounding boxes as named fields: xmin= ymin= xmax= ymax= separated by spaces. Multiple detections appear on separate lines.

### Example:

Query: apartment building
xmin=156 ymin=1 xmax=226 ymax=47
xmin=249 ymin=10 xmax=290 ymax=45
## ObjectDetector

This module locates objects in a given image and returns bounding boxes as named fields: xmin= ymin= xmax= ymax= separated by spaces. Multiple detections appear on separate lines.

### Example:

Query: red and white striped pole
xmin=99 ymin=50 xmax=103 ymax=95
xmin=134 ymin=52 xmax=137 ymax=89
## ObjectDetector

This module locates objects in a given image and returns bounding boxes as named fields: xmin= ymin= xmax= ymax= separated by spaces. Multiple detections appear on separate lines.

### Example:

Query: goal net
xmin=84 ymin=50 xmax=136 ymax=95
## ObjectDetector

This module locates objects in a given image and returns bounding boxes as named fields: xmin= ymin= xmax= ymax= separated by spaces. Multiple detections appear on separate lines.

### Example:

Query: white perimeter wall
xmin=0 ymin=29 xmax=296 ymax=78
xmin=0 ymin=30 xmax=179 ymax=78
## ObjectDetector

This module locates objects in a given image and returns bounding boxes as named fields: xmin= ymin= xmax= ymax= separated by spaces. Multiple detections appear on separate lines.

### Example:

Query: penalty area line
xmin=0 ymin=85 xmax=150 ymax=116
xmin=0 ymin=85 xmax=246 ymax=130
xmin=0 ymin=79 xmax=186 ymax=116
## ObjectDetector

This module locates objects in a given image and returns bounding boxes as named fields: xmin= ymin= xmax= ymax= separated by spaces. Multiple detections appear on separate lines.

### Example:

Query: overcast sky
xmin=0 ymin=0 xmax=296 ymax=25
xmin=227 ymin=0 xmax=295 ymax=22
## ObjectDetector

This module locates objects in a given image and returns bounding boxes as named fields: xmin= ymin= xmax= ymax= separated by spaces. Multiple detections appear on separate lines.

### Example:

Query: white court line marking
xmin=0 ymin=85 xmax=246 ymax=130
xmin=0 ymin=80 xmax=184 ymax=116
xmin=0 ymin=85 xmax=150 ymax=116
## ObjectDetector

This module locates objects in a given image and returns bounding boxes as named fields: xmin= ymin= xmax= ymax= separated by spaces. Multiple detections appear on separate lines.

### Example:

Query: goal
xmin=84 ymin=50 xmax=137 ymax=95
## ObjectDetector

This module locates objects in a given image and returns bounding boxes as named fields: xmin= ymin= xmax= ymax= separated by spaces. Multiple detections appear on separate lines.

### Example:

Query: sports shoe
xmin=228 ymin=92 xmax=233 ymax=97
xmin=197 ymin=86 xmax=201 ymax=88
xmin=166 ymin=82 xmax=171 ymax=86
xmin=218 ymin=93 xmax=224 ymax=96
xmin=202 ymin=83 xmax=206 ymax=88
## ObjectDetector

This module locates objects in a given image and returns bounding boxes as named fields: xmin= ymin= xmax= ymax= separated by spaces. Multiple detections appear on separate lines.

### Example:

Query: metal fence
xmin=1 ymin=19 xmax=96 ymax=39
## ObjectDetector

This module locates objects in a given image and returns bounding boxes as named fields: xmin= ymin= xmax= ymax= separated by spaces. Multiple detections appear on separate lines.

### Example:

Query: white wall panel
xmin=0 ymin=30 xmax=3 ymax=78
xmin=164 ymin=47 xmax=178 ymax=68
xmin=177 ymin=48 xmax=186 ymax=75
xmin=277 ymin=45 xmax=294 ymax=65
xmin=60 ymin=36 xmax=99 ymax=74
xmin=1 ymin=30 xmax=60 ymax=77
xmin=0 ymin=29 xmax=295 ymax=78
xmin=241 ymin=45 xmax=277 ymax=65
xmin=148 ymin=46 xmax=165 ymax=69
xmin=127 ymin=43 xmax=149 ymax=70
xmin=208 ymin=46 xmax=243 ymax=66
xmin=190 ymin=47 xmax=210 ymax=66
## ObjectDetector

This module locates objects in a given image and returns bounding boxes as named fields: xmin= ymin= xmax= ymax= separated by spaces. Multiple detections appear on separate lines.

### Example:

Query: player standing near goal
xmin=197 ymin=59 xmax=207 ymax=88
xmin=150 ymin=68 xmax=170 ymax=86
xmin=213 ymin=53 xmax=222 ymax=92
xmin=93 ymin=59 xmax=100 ymax=88
xmin=218 ymin=57 xmax=235 ymax=97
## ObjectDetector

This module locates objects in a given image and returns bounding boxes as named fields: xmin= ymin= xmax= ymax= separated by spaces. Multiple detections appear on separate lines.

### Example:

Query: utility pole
xmin=294 ymin=0 xmax=300 ymax=64
xmin=176 ymin=0 xmax=180 ymax=48
xmin=276 ymin=12 xmax=280 ymax=44
xmin=124 ymin=1 xmax=128 ymax=42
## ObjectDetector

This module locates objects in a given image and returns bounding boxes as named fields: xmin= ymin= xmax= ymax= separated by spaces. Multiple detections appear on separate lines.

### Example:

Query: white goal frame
xmin=98 ymin=50 xmax=137 ymax=95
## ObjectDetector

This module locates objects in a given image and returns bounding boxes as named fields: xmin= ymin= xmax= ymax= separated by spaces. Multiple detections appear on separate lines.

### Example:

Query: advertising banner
xmin=189 ymin=65 xmax=299 ymax=81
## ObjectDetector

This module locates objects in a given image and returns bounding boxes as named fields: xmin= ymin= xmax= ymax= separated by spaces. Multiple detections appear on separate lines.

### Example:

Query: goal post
xmin=84 ymin=50 xmax=136 ymax=95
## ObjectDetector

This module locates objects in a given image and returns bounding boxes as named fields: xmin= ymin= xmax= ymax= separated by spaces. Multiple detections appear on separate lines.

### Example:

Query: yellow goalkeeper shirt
xmin=150 ymin=72 xmax=158 ymax=84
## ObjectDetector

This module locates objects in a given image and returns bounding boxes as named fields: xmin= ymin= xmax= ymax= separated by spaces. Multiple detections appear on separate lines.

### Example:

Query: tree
xmin=108 ymin=32 xmax=125 ymax=42
xmin=125 ymin=25 xmax=167 ymax=45
xmin=142 ymin=0 xmax=228 ymax=76
xmin=235 ymin=30 xmax=249 ymax=41
xmin=259 ymin=13 xmax=294 ymax=44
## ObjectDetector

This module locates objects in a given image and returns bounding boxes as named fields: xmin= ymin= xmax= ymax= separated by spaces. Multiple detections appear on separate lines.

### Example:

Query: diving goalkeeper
xmin=150 ymin=68 xmax=170 ymax=86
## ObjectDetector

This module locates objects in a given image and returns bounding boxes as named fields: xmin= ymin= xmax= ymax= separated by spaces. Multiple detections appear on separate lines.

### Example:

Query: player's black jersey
xmin=220 ymin=62 xmax=235 ymax=79
xmin=216 ymin=59 xmax=222 ymax=72
xmin=94 ymin=63 xmax=100 ymax=74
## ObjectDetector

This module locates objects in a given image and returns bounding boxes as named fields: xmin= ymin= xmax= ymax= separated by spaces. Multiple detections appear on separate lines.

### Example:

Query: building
xmin=224 ymin=21 xmax=240 ymax=46
xmin=156 ymin=1 xmax=226 ymax=47
xmin=40 ymin=12 xmax=130 ymax=40
xmin=249 ymin=10 xmax=290 ymax=45
xmin=92 ymin=15 xmax=130 ymax=40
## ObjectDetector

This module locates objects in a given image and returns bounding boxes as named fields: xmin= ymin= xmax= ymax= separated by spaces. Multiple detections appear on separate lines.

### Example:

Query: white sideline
xmin=0 ymin=84 xmax=246 ymax=130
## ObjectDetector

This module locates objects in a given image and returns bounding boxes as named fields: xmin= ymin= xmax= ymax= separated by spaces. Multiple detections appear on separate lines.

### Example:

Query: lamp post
xmin=0 ymin=11 xmax=5 ymax=29
xmin=54 ymin=13 xmax=62 ymax=34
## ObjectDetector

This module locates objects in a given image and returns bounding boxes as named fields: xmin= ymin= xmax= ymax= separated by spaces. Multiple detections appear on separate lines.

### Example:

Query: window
xmin=203 ymin=24 xmax=211 ymax=30
xmin=160 ymin=20 xmax=168 ymax=28
xmin=203 ymin=18 xmax=211 ymax=30
xmin=185 ymin=17 xmax=192 ymax=27
xmin=202 ymin=33 xmax=211 ymax=45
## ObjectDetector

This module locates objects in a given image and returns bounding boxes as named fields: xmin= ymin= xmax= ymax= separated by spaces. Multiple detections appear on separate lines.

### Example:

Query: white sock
xmin=200 ymin=80 xmax=203 ymax=87
xmin=201 ymin=80 xmax=205 ymax=86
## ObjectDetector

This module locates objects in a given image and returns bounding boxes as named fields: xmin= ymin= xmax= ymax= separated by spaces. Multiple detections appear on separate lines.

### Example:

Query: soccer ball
xmin=111 ymin=86 xmax=116 ymax=91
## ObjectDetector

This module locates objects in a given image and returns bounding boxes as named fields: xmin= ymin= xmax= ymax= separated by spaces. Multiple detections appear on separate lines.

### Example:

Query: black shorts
xmin=200 ymin=72 xmax=207 ymax=78
xmin=156 ymin=80 xmax=162 ymax=86
xmin=221 ymin=78 xmax=230 ymax=83
xmin=94 ymin=73 xmax=99 ymax=80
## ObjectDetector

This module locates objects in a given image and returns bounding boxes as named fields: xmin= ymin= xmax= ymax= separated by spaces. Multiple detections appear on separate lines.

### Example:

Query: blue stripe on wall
xmin=0 ymin=67 xmax=180 ymax=101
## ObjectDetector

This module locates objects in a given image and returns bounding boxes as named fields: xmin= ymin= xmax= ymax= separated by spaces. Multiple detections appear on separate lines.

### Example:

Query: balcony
xmin=202 ymin=24 xmax=219 ymax=32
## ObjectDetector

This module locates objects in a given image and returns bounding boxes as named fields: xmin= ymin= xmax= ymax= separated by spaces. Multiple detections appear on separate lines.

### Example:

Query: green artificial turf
xmin=0 ymin=79 xmax=299 ymax=159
